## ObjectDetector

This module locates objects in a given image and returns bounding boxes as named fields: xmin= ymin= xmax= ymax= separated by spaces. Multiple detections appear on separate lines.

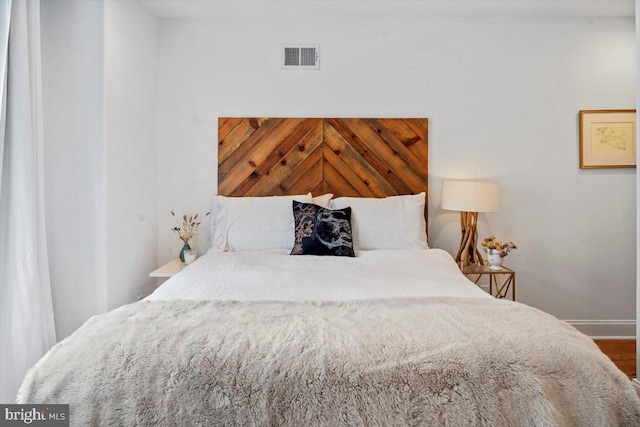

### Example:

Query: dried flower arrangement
xmin=481 ymin=235 xmax=517 ymax=258
xmin=171 ymin=211 xmax=210 ymax=244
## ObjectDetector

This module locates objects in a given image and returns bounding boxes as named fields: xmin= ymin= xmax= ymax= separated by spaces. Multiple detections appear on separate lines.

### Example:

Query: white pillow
xmin=212 ymin=194 xmax=313 ymax=251
xmin=330 ymin=193 xmax=428 ymax=250
xmin=311 ymin=193 xmax=333 ymax=208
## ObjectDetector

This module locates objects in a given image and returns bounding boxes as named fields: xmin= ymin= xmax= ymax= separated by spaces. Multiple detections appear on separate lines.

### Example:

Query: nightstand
xmin=461 ymin=263 xmax=516 ymax=300
xmin=149 ymin=259 xmax=186 ymax=278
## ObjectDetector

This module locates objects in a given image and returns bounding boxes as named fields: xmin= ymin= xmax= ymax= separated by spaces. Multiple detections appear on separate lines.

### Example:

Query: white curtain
xmin=0 ymin=0 xmax=10 ymax=190
xmin=0 ymin=0 xmax=56 ymax=403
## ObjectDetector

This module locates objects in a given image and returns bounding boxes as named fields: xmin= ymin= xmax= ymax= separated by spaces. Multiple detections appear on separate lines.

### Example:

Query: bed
xmin=18 ymin=118 xmax=640 ymax=426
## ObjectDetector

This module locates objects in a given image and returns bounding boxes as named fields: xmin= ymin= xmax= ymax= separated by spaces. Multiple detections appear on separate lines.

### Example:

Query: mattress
xmin=148 ymin=248 xmax=491 ymax=302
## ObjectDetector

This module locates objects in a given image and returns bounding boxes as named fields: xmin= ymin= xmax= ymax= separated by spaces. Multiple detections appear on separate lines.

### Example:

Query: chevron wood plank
xmin=242 ymin=128 xmax=323 ymax=196
xmin=278 ymin=144 xmax=324 ymax=195
xmin=324 ymin=119 xmax=410 ymax=195
xmin=222 ymin=119 xmax=319 ymax=196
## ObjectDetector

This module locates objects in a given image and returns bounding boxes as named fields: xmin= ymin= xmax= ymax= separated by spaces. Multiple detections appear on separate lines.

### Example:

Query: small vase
xmin=487 ymin=251 xmax=504 ymax=270
xmin=179 ymin=242 xmax=191 ymax=263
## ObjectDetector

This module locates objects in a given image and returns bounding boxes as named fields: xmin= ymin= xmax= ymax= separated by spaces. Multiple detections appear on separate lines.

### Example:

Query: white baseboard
xmin=474 ymin=288 xmax=635 ymax=338
xmin=565 ymin=320 xmax=636 ymax=338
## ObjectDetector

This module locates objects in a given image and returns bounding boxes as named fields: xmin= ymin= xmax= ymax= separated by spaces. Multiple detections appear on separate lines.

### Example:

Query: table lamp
xmin=441 ymin=180 xmax=499 ymax=268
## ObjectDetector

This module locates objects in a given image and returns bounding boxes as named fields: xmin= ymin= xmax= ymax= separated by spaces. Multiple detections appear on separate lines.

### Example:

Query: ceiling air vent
xmin=281 ymin=44 xmax=320 ymax=70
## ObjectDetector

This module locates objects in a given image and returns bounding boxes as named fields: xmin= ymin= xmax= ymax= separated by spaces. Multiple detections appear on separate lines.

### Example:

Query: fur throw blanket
xmin=19 ymin=298 xmax=640 ymax=426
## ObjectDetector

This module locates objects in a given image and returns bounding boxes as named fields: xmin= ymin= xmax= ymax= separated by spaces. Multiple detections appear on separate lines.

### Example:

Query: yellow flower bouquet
xmin=481 ymin=235 xmax=517 ymax=258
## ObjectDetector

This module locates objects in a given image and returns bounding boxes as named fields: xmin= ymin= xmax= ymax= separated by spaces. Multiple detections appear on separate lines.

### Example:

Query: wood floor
xmin=594 ymin=339 xmax=635 ymax=379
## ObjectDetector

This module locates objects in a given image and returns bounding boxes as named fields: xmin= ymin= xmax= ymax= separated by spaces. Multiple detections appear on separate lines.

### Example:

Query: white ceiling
xmin=141 ymin=0 xmax=635 ymax=19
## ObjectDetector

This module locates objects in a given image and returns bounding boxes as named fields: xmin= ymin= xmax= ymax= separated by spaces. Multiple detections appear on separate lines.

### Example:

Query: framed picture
xmin=579 ymin=110 xmax=636 ymax=169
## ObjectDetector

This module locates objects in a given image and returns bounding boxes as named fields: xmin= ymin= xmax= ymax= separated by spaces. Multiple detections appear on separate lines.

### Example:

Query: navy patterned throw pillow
xmin=291 ymin=201 xmax=355 ymax=257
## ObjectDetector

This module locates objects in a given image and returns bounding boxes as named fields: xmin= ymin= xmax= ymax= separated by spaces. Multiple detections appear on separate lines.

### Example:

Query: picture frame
xmin=579 ymin=110 xmax=636 ymax=169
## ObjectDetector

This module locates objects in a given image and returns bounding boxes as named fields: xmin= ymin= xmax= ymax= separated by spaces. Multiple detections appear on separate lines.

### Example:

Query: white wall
xmin=157 ymin=8 xmax=636 ymax=336
xmin=105 ymin=0 xmax=158 ymax=309
xmin=41 ymin=0 xmax=106 ymax=340
xmin=41 ymin=0 xmax=157 ymax=339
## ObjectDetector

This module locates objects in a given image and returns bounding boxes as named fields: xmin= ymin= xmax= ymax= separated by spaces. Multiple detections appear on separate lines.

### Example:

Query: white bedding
xmin=24 ymin=249 xmax=640 ymax=425
xmin=148 ymin=248 xmax=490 ymax=302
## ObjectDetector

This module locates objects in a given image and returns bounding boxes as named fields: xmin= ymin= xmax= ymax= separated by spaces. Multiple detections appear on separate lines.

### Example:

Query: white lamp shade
xmin=441 ymin=180 xmax=499 ymax=213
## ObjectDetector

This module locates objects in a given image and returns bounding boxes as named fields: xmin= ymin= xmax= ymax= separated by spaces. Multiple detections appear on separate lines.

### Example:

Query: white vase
xmin=487 ymin=251 xmax=504 ymax=270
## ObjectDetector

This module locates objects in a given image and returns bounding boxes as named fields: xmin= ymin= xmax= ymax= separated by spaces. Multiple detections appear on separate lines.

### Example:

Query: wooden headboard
xmin=218 ymin=117 xmax=428 ymax=224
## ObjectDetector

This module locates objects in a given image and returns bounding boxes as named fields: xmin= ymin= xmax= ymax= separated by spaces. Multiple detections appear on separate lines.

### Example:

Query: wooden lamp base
xmin=455 ymin=211 xmax=484 ymax=268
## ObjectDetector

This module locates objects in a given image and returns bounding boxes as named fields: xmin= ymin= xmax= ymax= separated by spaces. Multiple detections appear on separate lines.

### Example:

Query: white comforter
xmin=148 ymin=248 xmax=490 ymax=302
